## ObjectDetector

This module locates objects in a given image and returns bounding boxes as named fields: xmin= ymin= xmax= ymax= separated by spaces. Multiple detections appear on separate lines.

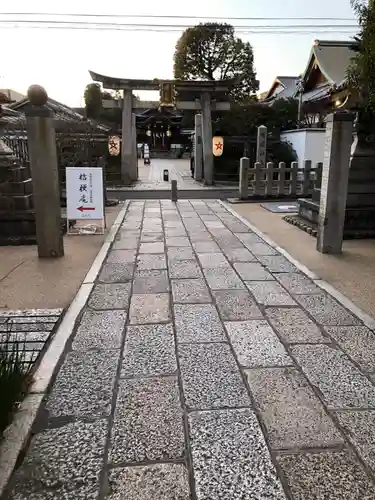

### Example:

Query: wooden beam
xmin=175 ymin=101 xmax=230 ymax=111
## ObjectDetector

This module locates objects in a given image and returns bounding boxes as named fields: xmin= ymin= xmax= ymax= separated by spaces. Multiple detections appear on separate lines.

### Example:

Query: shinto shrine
xmin=89 ymin=71 xmax=237 ymax=185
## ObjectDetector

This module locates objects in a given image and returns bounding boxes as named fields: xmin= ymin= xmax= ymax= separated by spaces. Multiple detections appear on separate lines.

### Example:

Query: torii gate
xmin=89 ymin=71 xmax=235 ymax=185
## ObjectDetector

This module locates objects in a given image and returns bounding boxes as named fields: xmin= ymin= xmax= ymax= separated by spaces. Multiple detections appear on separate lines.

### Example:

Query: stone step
xmin=0 ymin=179 xmax=33 ymax=195
xmin=0 ymin=193 xmax=33 ymax=211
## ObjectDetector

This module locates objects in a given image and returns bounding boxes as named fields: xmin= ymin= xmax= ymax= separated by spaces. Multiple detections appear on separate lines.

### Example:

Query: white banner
xmin=66 ymin=167 xmax=104 ymax=220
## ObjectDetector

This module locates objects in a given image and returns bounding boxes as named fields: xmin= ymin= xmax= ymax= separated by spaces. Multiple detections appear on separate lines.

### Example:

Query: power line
xmin=0 ymin=12 xmax=358 ymax=21
xmin=0 ymin=19 xmax=358 ymax=29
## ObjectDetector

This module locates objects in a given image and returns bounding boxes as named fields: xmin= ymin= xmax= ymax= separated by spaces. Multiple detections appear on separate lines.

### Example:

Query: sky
xmin=0 ymin=0 xmax=358 ymax=107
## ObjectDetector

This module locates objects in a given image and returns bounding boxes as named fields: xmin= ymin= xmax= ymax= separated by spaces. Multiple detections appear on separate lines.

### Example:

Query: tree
xmin=347 ymin=1 xmax=375 ymax=124
xmin=174 ymin=23 xmax=258 ymax=102
xmin=84 ymin=83 xmax=102 ymax=119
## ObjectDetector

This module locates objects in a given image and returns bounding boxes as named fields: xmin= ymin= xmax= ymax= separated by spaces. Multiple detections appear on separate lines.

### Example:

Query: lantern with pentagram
xmin=212 ymin=136 xmax=224 ymax=157
xmin=108 ymin=135 xmax=121 ymax=156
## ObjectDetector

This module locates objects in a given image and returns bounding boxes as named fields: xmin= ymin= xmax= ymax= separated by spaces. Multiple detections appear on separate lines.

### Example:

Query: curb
xmin=0 ymin=201 xmax=129 ymax=497
xmin=219 ymin=200 xmax=375 ymax=331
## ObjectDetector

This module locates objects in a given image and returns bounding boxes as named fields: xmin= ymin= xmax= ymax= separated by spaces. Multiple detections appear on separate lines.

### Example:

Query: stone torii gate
xmin=89 ymin=71 xmax=235 ymax=185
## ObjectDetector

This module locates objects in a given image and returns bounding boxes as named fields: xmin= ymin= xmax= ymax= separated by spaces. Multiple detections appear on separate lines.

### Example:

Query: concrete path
xmin=7 ymin=200 xmax=375 ymax=499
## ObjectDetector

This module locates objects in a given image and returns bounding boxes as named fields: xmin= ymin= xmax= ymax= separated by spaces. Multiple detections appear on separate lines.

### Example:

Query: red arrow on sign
xmin=77 ymin=206 xmax=95 ymax=212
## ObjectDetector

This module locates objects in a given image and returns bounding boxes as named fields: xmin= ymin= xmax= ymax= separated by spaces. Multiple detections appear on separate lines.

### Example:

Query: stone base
xmin=0 ymin=212 xmax=67 ymax=246
xmin=285 ymin=206 xmax=375 ymax=240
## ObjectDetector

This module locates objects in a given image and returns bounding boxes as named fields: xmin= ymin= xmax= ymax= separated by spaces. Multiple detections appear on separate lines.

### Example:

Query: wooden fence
xmin=239 ymin=160 xmax=322 ymax=199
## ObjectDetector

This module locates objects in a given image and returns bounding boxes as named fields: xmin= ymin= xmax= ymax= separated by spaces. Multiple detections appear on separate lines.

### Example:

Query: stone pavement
xmin=5 ymin=200 xmax=375 ymax=499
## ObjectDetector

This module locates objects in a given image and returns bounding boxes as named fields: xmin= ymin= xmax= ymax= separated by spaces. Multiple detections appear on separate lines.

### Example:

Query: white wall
xmin=281 ymin=129 xmax=325 ymax=168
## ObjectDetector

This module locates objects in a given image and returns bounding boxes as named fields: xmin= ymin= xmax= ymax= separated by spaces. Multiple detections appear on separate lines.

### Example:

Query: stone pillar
xmin=25 ymin=85 xmax=64 ymax=258
xmin=316 ymin=112 xmax=354 ymax=254
xmin=194 ymin=114 xmax=203 ymax=181
xmin=171 ymin=179 xmax=178 ymax=202
xmin=132 ymin=113 xmax=138 ymax=178
xmin=239 ymin=157 xmax=250 ymax=200
xmin=256 ymin=125 xmax=267 ymax=165
xmin=201 ymin=92 xmax=213 ymax=185
xmin=121 ymin=89 xmax=137 ymax=183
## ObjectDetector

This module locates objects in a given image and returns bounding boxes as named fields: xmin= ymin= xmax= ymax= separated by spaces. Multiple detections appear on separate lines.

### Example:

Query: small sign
xmin=66 ymin=167 xmax=104 ymax=231
xmin=213 ymin=136 xmax=224 ymax=157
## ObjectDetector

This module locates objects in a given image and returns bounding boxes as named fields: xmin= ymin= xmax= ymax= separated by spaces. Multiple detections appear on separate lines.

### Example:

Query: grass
xmin=0 ymin=329 xmax=35 ymax=439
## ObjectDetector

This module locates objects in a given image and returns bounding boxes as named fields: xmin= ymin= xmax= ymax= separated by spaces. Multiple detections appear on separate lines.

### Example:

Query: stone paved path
xmin=6 ymin=200 xmax=375 ymax=499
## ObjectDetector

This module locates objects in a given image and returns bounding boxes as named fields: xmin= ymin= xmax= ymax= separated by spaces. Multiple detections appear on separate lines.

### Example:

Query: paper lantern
xmin=212 ymin=136 xmax=224 ymax=157
xmin=108 ymin=135 xmax=120 ymax=156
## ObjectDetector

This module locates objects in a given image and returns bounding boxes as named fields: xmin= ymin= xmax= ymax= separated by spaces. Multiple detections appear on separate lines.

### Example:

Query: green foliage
xmin=0 ymin=332 xmax=34 ymax=437
xmin=174 ymin=22 xmax=258 ymax=103
xmin=84 ymin=83 xmax=103 ymax=119
xmin=268 ymin=140 xmax=297 ymax=166
xmin=347 ymin=0 xmax=375 ymax=112
xmin=216 ymin=98 xmax=298 ymax=135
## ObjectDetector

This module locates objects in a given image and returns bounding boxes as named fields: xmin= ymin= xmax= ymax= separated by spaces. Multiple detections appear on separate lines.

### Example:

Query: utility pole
xmin=297 ymin=77 xmax=305 ymax=128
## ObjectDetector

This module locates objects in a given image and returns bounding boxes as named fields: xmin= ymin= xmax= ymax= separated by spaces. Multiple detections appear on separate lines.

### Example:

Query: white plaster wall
xmin=280 ymin=130 xmax=307 ymax=167
xmin=281 ymin=129 xmax=325 ymax=168
xmin=305 ymin=130 xmax=325 ymax=168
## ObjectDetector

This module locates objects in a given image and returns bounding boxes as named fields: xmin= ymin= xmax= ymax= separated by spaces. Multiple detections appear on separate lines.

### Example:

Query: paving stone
xmin=235 ymin=232 xmax=264 ymax=243
xmin=234 ymin=262 xmax=275 ymax=281
xmin=266 ymin=307 xmax=329 ymax=343
xmin=136 ymin=254 xmax=167 ymax=270
xmin=189 ymin=409 xmax=286 ymax=500
xmin=256 ymin=255 xmax=299 ymax=273
xmin=139 ymin=242 xmax=165 ymax=254
xmin=275 ymin=273 xmax=321 ymax=294
xmin=109 ymin=377 xmax=184 ymax=464
xmin=46 ymin=350 xmax=119 ymax=418
xmin=226 ymin=320 xmax=292 ymax=367
xmin=169 ymin=259 xmax=202 ymax=279
xmin=203 ymin=267 xmax=245 ymax=290
xmin=122 ymin=324 xmax=177 ymax=377
xmin=295 ymin=293 xmax=362 ymax=326
xmin=245 ymin=281 xmax=296 ymax=306
xmin=164 ymin=228 xmax=187 ymax=237
xmin=129 ymin=293 xmax=170 ymax=324
xmin=132 ymin=270 xmax=169 ymax=294
xmin=112 ymin=238 xmax=139 ymax=250
xmin=197 ymin=252 xmax=230 ymax=268
xmin=107 ymin=464 xmax=191 ymax=500
xmin=166 ymin=236 xmax=191 ymax=247
xmin=243 ymin=242 xmax=279 ymax=256
xmin=88 ymin=283 xmax=131 ymax=310
xmin=335 ymin=410 xmax=375 ymax=474
xmin=291 ymin=344 xmax=375 ymax=408
xmin=214 ymin=236 xmax=245 ymax=249
xmin=140 ymin=232 xmax=164 ymax=242
xmin=10 ymin=420 xmax=107 ymax=499
xmin=172 ymin=279 xmax=211 ymax=304
xmin=167 ymin=247 xmax=195 ymax=261
xmin=107 ymin=250 xmax=136 ymax=264
xmin=174 ymin=304 xmax=226 ymax=343
xmin=246 ymin=367 xmax=343 ymax=450
xmin=324 ymin=326 xmax=375 ymax=372
xmin=193 ymin=241 xmax=220 ymax=252
xmin=276 ymin=450 xmax=375 ymax=500
xmin=73 ymin=310 xmax=126 ymax=350
xmin=222 ymin=247 xmax=256 ymax=263
xmin=178 ymin=343 xmax=250 ymax=409
xmin=99 ymin=262 xmax=134 ymax=282
xmin=213 ymin=290 xmax=262 ymax=320
xmin=188 ymin=232 xmax=213 ymax=242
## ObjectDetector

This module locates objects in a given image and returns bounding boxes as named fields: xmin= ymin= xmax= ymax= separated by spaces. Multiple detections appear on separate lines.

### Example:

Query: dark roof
xmin=263 ymin=76 xmax=299 ymax=102
xmin=302 ymin=39 xmax=357 ymax=88
xmin=9 ymin=97 xmax=110 ymax=132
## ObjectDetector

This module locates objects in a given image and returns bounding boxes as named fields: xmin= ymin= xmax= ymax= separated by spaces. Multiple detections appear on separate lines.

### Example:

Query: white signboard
xmin=66 ymin=167 xmax=104 ymax=220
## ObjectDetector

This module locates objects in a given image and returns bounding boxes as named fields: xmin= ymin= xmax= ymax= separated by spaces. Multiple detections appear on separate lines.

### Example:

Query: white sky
xmin=0 ymin=0 xmax=357 ymax=107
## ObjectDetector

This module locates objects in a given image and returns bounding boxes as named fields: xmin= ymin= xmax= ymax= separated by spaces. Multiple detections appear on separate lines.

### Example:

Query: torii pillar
xmin=121 ymin=89 xmax=137 ymax=183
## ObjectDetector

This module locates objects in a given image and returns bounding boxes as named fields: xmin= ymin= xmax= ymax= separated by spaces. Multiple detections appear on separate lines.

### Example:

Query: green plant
xmin=173 ymin=22 xmax=258 ymax=103
xmin=347 ymin=0 xmax=375 ymax=112
xmin=0 ymin=330 xmax=34 ymax=438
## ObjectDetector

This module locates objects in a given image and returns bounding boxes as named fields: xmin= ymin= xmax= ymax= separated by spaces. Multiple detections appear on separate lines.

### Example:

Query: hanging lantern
xmin=166 ymin=127 xmax=172 ymax=137
xmin=146 ymin=129 xmax=152 ymax=137
xmin=212 ymin=136 xmax=224 ymax=157
xmin=108 ymin=135 xmax=120 ymax=156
